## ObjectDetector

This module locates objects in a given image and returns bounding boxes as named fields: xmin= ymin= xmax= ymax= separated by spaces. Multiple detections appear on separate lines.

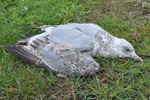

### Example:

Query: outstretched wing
xmin=3 ymin=33 xmax=99 ymax=77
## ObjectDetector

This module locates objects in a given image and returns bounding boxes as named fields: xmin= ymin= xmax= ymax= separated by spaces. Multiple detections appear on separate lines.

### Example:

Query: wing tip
xmin=3 ymin=45 xmax=54 ymax=72
xmin=3 ymin=45 xmax=13 ymax=51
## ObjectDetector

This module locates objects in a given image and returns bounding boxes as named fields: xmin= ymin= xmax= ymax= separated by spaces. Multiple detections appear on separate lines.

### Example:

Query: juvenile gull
xmin=3 ymin=23 xmax=143 ymax=77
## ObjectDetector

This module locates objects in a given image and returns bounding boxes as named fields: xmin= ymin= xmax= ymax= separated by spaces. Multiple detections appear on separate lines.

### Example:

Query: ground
xmin=0 ymin=0 xmax=150 ymax=99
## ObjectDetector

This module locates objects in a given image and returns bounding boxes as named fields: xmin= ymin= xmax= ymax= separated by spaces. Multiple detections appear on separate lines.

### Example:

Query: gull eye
xmin=123 ymin=46 xmax=131 ymax=52
xmin=125 ymin=48 xmax=130 ymax=51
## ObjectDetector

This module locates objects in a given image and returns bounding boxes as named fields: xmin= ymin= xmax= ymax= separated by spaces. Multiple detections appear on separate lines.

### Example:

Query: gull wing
xmin=20 ymin=23 xmax=102 ymax=52
xmin=3 ymin=34 xmax=99 ymax=77
xmin=21 ymin=25 xmax=94 ymax=52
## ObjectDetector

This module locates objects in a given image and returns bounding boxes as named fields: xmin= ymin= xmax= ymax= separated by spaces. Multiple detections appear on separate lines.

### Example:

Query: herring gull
xmin=3 ymin=23 xmax=143 ymax=77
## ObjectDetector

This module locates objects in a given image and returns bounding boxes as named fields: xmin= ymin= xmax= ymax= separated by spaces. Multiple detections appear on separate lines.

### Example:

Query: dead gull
xmin=3 ymin=23 xmax=143 ymax=77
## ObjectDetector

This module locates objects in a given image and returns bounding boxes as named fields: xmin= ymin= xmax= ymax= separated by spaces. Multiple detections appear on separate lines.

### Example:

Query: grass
xmin=0 ymin=0 xmax=150 ymax=99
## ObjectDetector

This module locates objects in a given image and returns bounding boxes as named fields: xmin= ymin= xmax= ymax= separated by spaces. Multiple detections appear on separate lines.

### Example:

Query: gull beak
xmin=132 ymin=54 xmax=143 ymax=65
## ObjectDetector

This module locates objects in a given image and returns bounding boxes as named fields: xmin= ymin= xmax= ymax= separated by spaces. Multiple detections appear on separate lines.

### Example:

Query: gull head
xmin=110 ymin=38 xmax=143 ymax=63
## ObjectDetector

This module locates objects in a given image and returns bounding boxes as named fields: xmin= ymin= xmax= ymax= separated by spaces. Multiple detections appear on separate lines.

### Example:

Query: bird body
xmin=3 ymin=23 xmax=143 ymax=77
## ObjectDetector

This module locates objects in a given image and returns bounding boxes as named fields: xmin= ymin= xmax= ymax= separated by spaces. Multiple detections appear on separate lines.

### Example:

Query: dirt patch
xmin=78 ymin=0 xmax=150 ymax=23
